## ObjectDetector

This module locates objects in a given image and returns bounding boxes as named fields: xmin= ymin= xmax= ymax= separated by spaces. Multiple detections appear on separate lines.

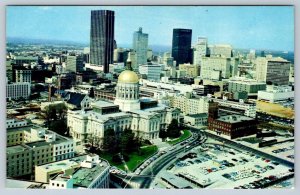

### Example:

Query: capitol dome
xmin=118 ymin=70 xmax=139 ymax=84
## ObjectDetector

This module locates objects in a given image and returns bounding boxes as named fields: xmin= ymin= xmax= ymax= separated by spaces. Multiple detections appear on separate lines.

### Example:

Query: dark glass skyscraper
xmin=90 ymin=10 xmax=115 ymax=73
xmin=171 ymin=28 xmax=192 ymax=66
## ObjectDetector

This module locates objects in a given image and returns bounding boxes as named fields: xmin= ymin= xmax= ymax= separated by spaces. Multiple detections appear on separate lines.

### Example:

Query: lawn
xmin=167 ymin=130 xmax=191 ymax=145
xmin=98 ymin=145 xmax=158 ymax=171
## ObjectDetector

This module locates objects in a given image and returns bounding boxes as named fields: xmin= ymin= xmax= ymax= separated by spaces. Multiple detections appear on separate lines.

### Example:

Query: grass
xmin=256 ymin=100 xmax=294 ymax=119
xmin=98 ymin=145 xmax=158 ymax=171
xmin=167 ymin=130 xmax=191 ymax=145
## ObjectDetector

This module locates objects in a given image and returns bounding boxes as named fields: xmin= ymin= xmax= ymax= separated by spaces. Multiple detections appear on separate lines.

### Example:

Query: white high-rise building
xmin=208 ymin=44 xmax=232 ymax=58
xmin=200 ymin=56 xmax=231 ymax=80
xmin=193 ymin=37 xmax=207 ymax=66
xmin=133 ymin=27 xmax=148 ymax=66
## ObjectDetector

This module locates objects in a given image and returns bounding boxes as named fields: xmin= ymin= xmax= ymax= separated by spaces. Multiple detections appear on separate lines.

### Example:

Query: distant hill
xmin=7 ymin=37 xmax=87 ymax=46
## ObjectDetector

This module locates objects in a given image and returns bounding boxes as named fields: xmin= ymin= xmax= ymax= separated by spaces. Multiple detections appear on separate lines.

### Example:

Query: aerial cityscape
xmin=5 ymin=6 xmax=294 ymax=189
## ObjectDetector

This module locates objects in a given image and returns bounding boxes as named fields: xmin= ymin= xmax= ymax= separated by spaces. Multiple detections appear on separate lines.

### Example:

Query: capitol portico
xmin=67 ymin=70 xmax=180 ymax=148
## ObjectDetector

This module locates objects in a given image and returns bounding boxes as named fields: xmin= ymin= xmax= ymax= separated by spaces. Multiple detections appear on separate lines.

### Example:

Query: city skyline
xmin=6 ymin=6 xmax=294 ymax=51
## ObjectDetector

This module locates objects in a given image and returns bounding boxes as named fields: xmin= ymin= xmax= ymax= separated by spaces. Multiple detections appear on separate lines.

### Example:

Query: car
xmin=134 ymin=169 xmax=141 ymax=175
xmin=186 ymin=145 xmax=191 ymax=149
xmin=232 ymin=158 xmax=238 ymax=162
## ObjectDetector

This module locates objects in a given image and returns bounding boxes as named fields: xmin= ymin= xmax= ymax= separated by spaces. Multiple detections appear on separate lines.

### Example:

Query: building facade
xmin=207 ymin=102 xmax=257 ymax=139
xmin=255 ymin=56 xmax=291 ymax=85
xmin=66 ymin=55 xmax=84 ymax=73
xmin=90 ymin=10 xmax=115 ymax=73
xmin=193 ymin=37 xmax=207 ymax=66
xmin=172 ymin=29 xmax=192 ymax=66
xmin=133 ymin=27 xmax=148 ymax=67
xmin=6 ymin=82 xmax=31 ymax=100
xmin=200 ymin=57 xmax=231 ymax=80
xmin=178 ymin=63 xmax=200 ymax=78
xmin=228 ymin=78 xmax=266 ymax=96
xmin=15 ymin=69 xmax=31 ymax=83
xmin=208 ymin=44 xmax=232 ymax=58
xmin=257 ymin=85 xmax=294 ymax=103
xmin=139 ymin=64 xmax=162 ymax=81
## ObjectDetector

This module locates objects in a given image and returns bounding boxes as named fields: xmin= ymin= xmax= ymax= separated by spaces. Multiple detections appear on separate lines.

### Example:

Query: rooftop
xmin=187 ymin=113 xmax=208 ymax=118
xmin=38 ymin=155 xmax=86 ymax=172
xmin=91 ymin=100 xmax=117 ymax=108
xmin=7 ymin=145 xmax=30 ymax=154
xmin=72 ymin=159 xmax=109 ymax=188
xmin=160 ymin=171 xmax=192 ymax=189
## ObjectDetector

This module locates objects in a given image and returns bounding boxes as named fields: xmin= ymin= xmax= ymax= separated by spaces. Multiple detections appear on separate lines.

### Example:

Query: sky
xmin=6 ymin=6 xmax=294 ymax=51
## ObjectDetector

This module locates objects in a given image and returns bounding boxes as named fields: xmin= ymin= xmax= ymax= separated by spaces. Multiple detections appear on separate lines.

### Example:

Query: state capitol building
xmin=67 ymin=70 xmax=180 ymax=149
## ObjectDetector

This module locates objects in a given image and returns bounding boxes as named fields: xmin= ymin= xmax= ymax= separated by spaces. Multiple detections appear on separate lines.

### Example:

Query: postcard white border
xmin=0 ymin=1 xmax=298 ymax=195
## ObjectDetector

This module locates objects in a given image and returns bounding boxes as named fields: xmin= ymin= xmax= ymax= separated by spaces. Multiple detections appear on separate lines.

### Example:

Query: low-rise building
xmin=6 ymin=123 xmax=75 ymax=178
xmin=37 ymin=154 xmax=110 ymax=189
xmin=6 ymin=145 xmax=33 ymax=177
xmin=139 ymin=63 xmax=162 ymax=81
xmin=212 ymin=97 xmax=256 ymax=118
xmin=228 ymin=77 xmax=266 ymax=96
xmin=208 ymin=102 xmax=257 ymax=139
xmin=170 ymin=95 xmax=209 ymax=115
xmin=257 ymin=85 xmax=294 ymax=103
xmin=184 ymin=113 xmax=208 ymax=127
xmin=179 ymin=63 xmax=200 ymax=78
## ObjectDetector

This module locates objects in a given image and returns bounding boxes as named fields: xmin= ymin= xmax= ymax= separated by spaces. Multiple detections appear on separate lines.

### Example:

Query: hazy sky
xmin=6 ymin=6 xmax=294 ymax=51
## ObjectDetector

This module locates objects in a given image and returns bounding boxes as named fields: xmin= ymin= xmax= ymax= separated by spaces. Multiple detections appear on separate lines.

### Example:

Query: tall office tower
xmin=193 ymin=37 xmax=208 ymax=66
xmin=172 ymin=28 xmax=192 ymax=66
xmin=256 ymin=56 xmax=291 ymax=85
xmin=133 ymin=27 xmax=149 ymax=66
xmin=90 ymin=10 xmax=115 ymax=73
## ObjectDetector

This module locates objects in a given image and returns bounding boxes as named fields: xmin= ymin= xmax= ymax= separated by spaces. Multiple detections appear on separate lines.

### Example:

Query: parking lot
xmin=151 ymin=139 xmax=294 ymax=189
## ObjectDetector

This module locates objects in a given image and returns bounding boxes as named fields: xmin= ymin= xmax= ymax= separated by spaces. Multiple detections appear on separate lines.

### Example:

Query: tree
xmin=102 ymin=128 xmax=117 ymax=152
xmin=89 ymin=87 xmax=95 ymax=98
xmin=120 ymin=128 xmax=135 ymax=153
xmin=56 ymin=103 xmax=67 ymax=119
xmin=159 ymin=129 xmax=168 ymax=141
xmin=167 ymin=119 xmax=181 ymax=138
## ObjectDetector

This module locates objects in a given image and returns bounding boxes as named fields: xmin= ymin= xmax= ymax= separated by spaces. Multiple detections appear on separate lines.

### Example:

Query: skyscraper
xmin=171 ymin=28 xmax=192 ymax=66
xmin=193 ymin=37 xmax=208 ymax=66
xmin=133 ymin=27 xmax=148 ymax=69
xmin=90 ymin=10 xmax=115 ymax=73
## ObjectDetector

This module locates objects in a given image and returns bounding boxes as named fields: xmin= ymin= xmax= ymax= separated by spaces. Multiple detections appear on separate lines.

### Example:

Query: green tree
xmin=102 ymin=128 xmax=117 ymax=152
xmin=89 ymin=87 xmax=95 ymax=98
xmin=120 ymin=128 xmax=135 ymax=153
xmin=167 ymin=119 xmax=180 ymax=138
xmin=159 ymin=129 xmax=168 ymax=141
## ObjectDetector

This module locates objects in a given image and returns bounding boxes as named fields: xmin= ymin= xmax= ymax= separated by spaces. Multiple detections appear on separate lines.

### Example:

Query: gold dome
xmin=118 ymin=70 xmax=139 ymax=83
